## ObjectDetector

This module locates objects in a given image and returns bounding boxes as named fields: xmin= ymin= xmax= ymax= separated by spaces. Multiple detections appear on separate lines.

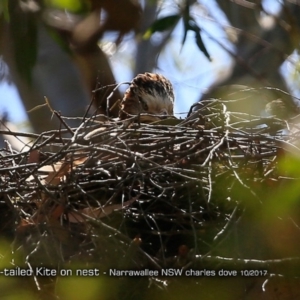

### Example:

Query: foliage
xmin=143 ymin=1 xmax=211 ymax=60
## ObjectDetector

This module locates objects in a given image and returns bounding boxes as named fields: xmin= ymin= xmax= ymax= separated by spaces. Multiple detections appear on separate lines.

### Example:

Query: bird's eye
xmin=139 ymin=97 xmax=148 ymax=111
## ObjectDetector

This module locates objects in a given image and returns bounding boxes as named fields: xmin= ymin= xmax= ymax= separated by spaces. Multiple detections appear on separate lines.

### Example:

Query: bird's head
xmin=119 ymin=73 xmax=174 ymax=121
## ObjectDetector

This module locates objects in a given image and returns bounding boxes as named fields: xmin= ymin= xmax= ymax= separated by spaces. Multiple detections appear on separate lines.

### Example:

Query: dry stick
xmin=82 ymin=83 xmax=117 ymax=125
xmin=197 ymin=106 xmax=230 ymax=166
xmin=83 ymin=84 xmax=119 ymax=122
xmin=52 ymin=110 xmax=74 ymax=135
xmin=84 ymin=214 xmax=162 ymax=270
xmin=105 ymin=81 xmax=131 ymax=117
xmin=2 ymin=101 xmax=294 ymax=274
xmin=0 ymin=130 xmax=40 ymax=139
xmin=213 ymin=205 xmax=240 ymax=242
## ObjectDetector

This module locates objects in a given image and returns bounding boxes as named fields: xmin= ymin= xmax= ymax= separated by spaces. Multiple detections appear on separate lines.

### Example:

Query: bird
xmin=84 ymin=73 xmax=174 ymax=141
xmin=119 ymin=72 xmax=174 ymax=122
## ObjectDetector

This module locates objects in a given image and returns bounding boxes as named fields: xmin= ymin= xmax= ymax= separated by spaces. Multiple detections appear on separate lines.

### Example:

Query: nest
xmin=0 ymin=99 xmax=298 ymax=279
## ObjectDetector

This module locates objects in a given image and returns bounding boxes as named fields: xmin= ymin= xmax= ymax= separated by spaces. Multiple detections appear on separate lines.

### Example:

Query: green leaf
xmin=0 ymin=0 xmax=9 ymax=21
xmin=194 ymin=28 xmax=211 ymax=61
xmin=182 ymin=17 xmax=211 ymax=61
xmin=143 ymin=14 xmax=180 ymax=39
xmin=181 ymin=0 xmax=191 ymax=47
xmin=9 ymin=1 xmax=37 ymax=84
xmin=44 ymin=0 xmax=90 ymax=13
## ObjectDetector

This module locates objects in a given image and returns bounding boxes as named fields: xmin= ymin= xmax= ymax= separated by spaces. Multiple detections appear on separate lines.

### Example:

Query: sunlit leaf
xmin=44 ymin=0 xmax=90 ymax=13
xmin=143 ymin=14 xmax=180 ymax=39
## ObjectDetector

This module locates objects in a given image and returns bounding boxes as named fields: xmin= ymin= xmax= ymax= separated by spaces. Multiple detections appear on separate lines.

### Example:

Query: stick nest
xmin=0 ymin=100 xmax=295 ymax=272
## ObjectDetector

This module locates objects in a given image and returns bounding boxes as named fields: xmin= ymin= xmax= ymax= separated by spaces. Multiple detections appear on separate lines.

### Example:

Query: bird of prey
xmin=119 ymin=72 xmax=174 ymax=121
xmin=84 ymin=73 xmax=174 ymax=141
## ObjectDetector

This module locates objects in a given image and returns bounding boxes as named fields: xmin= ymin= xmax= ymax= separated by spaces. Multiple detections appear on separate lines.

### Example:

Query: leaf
xmin=44 ymin=0 xmax=89 ymax=13
xmin=9 ymin=1 xmax=37 ymax=84
xmin=181 ymin=0 xmax=191 ymax=48
xmin=185 ymin=19 xmax=211 ymax=61
xmin=143 ymin=14 xmax=180 ymax=39
xmin=26 ymin=153 xmax=89 ymax=184
xmin=195 ymin=29 xmax=211 ymax=61
xmin=43 ymin=154 xmax=89 ymax=185
xmin=180 ymin=3 xmax=211 ymax=61
xmin=0 ymin=0 xmax=9 ymax=21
